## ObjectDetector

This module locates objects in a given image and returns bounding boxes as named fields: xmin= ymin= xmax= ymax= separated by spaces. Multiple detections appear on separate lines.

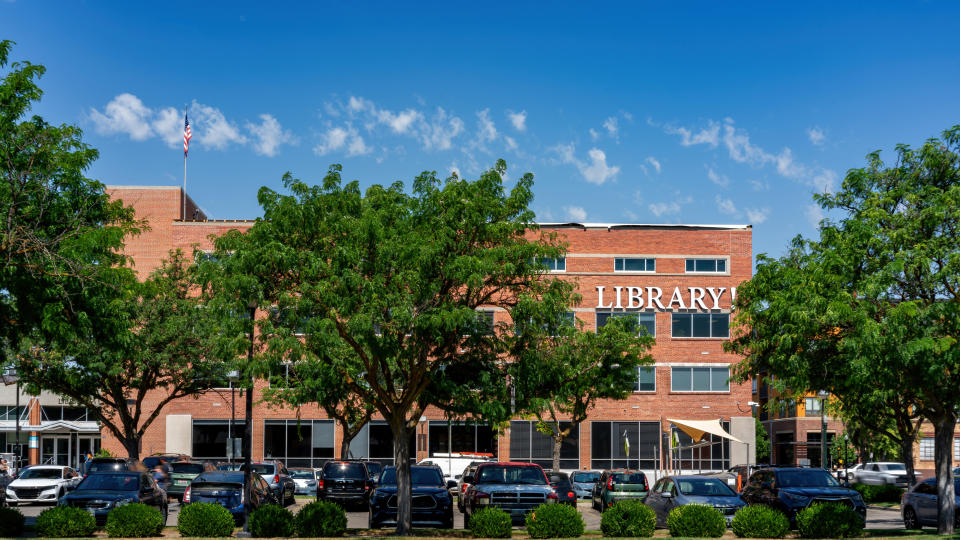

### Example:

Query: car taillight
xmin=568 ymin=491 xmax=575 ymax=499
xmin=274 ymin=474 xmax=279 ymax=484
xmin=643 ymin=477 xmax=648 ymax=491
xmin=461 ymin=484 xmax=469 ymax=493
xmin=318 ymin=478 xmax=324 ymax=490
xmin=183 ymin=486 xmax=191 ymax=504
xmin=476 ymin=491 xmax=490 ymax=505
xmin=364 ymin=481 xmax=370 ymax=491
xmin=607 ymin=477 xmax=615 ymax=490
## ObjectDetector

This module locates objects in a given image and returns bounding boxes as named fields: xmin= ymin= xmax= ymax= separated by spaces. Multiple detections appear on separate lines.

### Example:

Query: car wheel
xmin=903 ymin=506 xmax=919 ymax=529
xmin=285 ymin=488 xmax=294 ymax=506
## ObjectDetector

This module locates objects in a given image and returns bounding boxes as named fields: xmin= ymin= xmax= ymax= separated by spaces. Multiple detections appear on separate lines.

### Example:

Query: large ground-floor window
xmin=510 ymin=420 xmax=579 ymax=470
xmin=193 ymin=420 xmax=246 ymax=460
xmin=347 ymin=421 xmax=416 ymax=465
xmin=264 ymin=419 xmax=335 ymax=468
xmin=591 ymin=421 xmax=660 ymax=470
xmin=667 ymin=422 xmax=730 ymax=471
xmin=427 ymin=421 xmax=496 ymax=457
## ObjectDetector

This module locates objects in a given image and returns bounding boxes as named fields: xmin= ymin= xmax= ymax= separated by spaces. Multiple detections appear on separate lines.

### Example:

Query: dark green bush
xmin=35 ymin=506 xmax=97 ymax=538
xmin=731 ymin=505 xmax=789 ymax=538
xmin=525 ymin=503 xmax=584 ymax=538
xmin=177 ymin=502 xmax=235 ymax=537
xmin=249 ymin=504 xmax=294 ymax=538
xmin=295 ymin=501 xmax=347 ymax=537
xmin=796 ymin=502 xmax=864 ymax=538
xmin=468 ymin=506 xmax=512 ymax=538
xmin=0 ymin=506 xmax=26 ymax=537
xmin=600 ymin=499 xmax=655 ymax=537
xmin=666 ymin=504 xmax=726 ymax=538
xmin=852 ymin=482 xmax=903 ymax=503
xmin=105 ymin=503 xmax=164 ymax=537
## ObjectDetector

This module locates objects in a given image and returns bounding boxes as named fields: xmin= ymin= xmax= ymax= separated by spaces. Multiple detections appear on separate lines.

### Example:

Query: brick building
xmin=8 ymin=185 xmax=757 ymax=476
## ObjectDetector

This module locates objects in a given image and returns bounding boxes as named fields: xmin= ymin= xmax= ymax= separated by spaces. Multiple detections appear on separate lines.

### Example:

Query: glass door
xmin=41 ymin=435 xmax=71 ymax=465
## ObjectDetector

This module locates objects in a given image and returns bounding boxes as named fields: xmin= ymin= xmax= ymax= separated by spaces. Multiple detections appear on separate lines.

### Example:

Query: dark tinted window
xmin=172 ymin=463 xmax=205 ymax=474
xmin=611 ymin=472 xmax=646 ymax=484
xmin=86 ymin=461 xmax=126 ymax=473
xmin=364 ymin=462 xmax=382 ymax=475
xmin=571 ymin=472 xmax=600 ymax=483
xmin=322 ymin=462 xmax=366 ymax=479
xmin=676 ymin=478 xmax=735 ymax=496
xmin=246 ymin=464 xmax=275 ymax=474
xmin=477 ymin=465 xmax=546 ymax=485
xmin=78 ymin=474 xmax=139 ymax=491
xmin=195 ymin=472 xmax=244 ymax=483
xmin=290 ymin=470 xmax=315 ymax=479
xmin=776 ymin=470 xmax=839 ymax=488
xmin=379 ymin=467 xmax=443 ymax=486
xmin=20 ymin=468 xmax=63 ymax=479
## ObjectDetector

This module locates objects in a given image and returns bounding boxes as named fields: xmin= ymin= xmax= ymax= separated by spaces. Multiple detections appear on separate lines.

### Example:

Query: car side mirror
xmin=661 ymin=491 xmax=672 ymax=498
xmin=446 ymin=480 xmax=457 ymax=489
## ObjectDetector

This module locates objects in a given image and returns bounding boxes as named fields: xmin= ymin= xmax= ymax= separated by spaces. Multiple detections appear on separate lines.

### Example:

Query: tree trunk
xmin=552 ymin=432 xmax=562 ymax=471
xmin=900 ymin=435 xmax=918 ymax=486
xmin=934 ymin=411 xmax=957 ymax=535
xmin=122 ymin=436 xmax=140 ymax=461
xmin=389 ymin=414 xmax=413 ymax=536
xmin=340 ymin=424 xmax=359 ymax=459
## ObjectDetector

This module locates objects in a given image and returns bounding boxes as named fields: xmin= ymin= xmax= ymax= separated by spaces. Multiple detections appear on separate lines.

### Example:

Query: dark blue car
xmin=740 ymin=467 xmax=866 ymax=527
xmin=59 ymin=472 xmax=168 ymax=525
xmin=183 ymin=471 xmax=277 ymax=524
xmin=368 ymin=466 xmax=454 ymax=529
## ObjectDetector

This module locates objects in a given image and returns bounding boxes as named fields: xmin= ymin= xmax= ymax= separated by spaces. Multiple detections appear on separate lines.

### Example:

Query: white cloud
xmin=378 ymin=108 xmax=422 ymax=134
xmin=449 ymin=164 xmax=461 ymax=178
xmin=707 ymin=167 xmax=730 ymax=187
xmin=555 ymin=143 xmax=620 ymax=185
xmin=246 ymin=114 xmax=297 ymax=157
xmin=507 ymin=110 xmax=527 ymax=132
xmin=649 ymin=201 xmax=681 ymax=217
xmin=152 ymin=107 xmax=184 ymax=148
xmin=504 ymin=136 xmax=518 ymax=151
xmin=745 ymin=208 xmax=770 ymax=224
xmin=715 ymin=195 xmax=737 ymax=215
xmin=422 ymin=107 xmax=465 ymax=150
xmin=750 ymin=179 xmax=770 ymax=191
xmin=664 ymin=121 xmax=720 ymax=147
xmin=89 ymin=93 xmax=154 ymax=140
xmin=805 ymin=203 xmax=824 ymax=228
xmin=190 ymin=101 xmax=247 ymax=149
xmin=564 ymin=206 xmax=587 ymax=221
xmin=603 ymin=116 xmax=618 ymax=138
xmin=476 ymin=109 xmax=498 ymax=143
xmin=314 ymin=124 xmax=369 ymax=157
xmin=811 ymin=170 xmax=837 ymax=193
xmin=589 ymin=128 xmax=600 ymax=141
xmin=807 ymin=127 xmax=826 ymax=146
xmin=645 ymin=156 xmax=661 ymax=174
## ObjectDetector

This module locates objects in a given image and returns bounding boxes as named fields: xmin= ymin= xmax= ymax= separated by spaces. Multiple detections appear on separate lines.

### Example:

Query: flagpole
xmin=182 ymin=104 xmax=187 ymax=221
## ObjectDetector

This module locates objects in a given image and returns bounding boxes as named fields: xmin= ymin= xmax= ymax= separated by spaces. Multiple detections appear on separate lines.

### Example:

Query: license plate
xmin=176 ymin=480 xmax=188 ymax=486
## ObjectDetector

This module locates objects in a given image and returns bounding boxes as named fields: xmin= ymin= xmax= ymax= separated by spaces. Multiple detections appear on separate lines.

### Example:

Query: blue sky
xmin=4 ymin=2 xmax=960 ymax=260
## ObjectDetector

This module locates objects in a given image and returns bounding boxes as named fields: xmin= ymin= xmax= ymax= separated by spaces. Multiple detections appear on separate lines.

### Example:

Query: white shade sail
xmin=667 ymin=418 xmax=743 ymax=444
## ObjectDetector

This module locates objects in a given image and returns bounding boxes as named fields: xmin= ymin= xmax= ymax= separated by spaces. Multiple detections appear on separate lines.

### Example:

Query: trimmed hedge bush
xmin=525 ymin=503 xmax=584 ymax=538
xmin=731 ymin=505 xmax=789 ymax=538
xmin=177 ymin=502 xmax=235 ymax=537
xmin=852 ymin=482 xmax=903 ymax=503
xmin=295 ymin=501 xmax=347 ymax=537
xmin=35 ymin=506 xmax=97 ymax=538
xmin=666 ymin=504 xmax=726 ymax=538
xmin=105 ymin=503 xmax=164 ymax=537
xmin=600 ymin=499 xmax=655 ymax=537
xmin=468 ymin=506 xmax=512 ymax=538
xmin=796 ymin=502 xmax=864 ymax=538
xmin=249 ymin=504 xmax=295 ymax=538
xmin=0 ymin=506 xmax=26 ymax=537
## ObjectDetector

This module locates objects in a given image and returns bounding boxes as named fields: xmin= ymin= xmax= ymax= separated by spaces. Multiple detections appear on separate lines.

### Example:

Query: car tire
xmin=443 ymin=515 xmax=454 ymax=529
xmin=903 ymin=506 xmax=919 ymax=529
xmin=284 ymin=488 xmax=294 ymax=506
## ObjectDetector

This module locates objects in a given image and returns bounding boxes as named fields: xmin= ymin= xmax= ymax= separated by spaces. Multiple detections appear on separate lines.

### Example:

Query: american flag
xmin=183 ymin=110 xmax=192 ymax=157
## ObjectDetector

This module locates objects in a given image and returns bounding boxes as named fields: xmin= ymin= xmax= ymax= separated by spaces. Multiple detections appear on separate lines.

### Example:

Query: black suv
xmin=317 ymin=461 xmax=370 ymax=509
xmin=740 ymin=467 xmax=866 ymax=526
xmin=83 ymin=458 xmax=139 ymax=477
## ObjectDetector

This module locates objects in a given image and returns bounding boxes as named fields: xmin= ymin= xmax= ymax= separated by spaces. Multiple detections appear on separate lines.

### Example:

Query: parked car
xmin=290 ymin=467 xmax=319 ymax=496
xmin=463 ymin=462 xmax=556 ymax=524
xmin=740 ymin=467 xmax=866 ymax=526
xmin=853 ymin=462 xmax=914 ymax=486
xmin=167 ymin=461 xmax=214 ymax=501
xmin=417 ymin=453 xmax=495 ymax=486
xmin=317 ymin=461 xmax=370 ymax=509
xmin=836 ymin=463 xmax=863 ymax=482
xmin=902 ymin=476 xmax=960 ymax=529
xmin=216 ymin=462 xmax=243 ymax=471
xmin=83 ymin=457 xmax=140 ymax=476
xmin=142 ymin=453 xmax=190 ymax=471
xmin=546 ymin=471 xmax=578 ymax=507
xmin=645 ymin=475 xmax=745 ymax=527
xmin=569 ymin=470 xmax=601 ymax=499
xmin=704 ymin=464 xmax=769 ymax=492
xmin=456 ymin=465 xmax=479 ymax=512
xmin=183 ymin=471 xmax=276 ymax=525
xmin=242 ymin=461 xmax=295 ymax=506
xmin=362 ymin=461 xmax=383 ymax=483
xmin=591 ymin=470 xmax=649 ymax=512
xmin=369 ymin=465 xmax=455 ymax=529
xmin=59 ymin=472 xmax=168 ymax=525
xmin=4 ymin=465 xmax=81 ymax=506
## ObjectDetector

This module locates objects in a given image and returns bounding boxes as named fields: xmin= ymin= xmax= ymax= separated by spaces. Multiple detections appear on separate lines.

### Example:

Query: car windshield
xmin=19 ymin=468 xmax=63 ymax=480
xmin=246 ymin=464 xmax=274 ymax=474
xmin=677 ymin=478 xmax=736 ymax=496
xmin=364 ymin=463 xmax=382 ymax=474
xmin=477 ymin=465 xmax=546 ymax=485
xmin=78 ymin=474 xmax=139 ymax=491
xmin=777 ymin=470 xmax=840 ymax=488
xmin=571 ymin=472 xmax=600 ymax=483
xmin=322 ymin=462 xmax=366 ymax=479
xmin=379 ymin=467 xmax=443 ymax=486
xmin=196 ymin=472 xmax=245 ymax=484
xmin=217 ymin=463 xmax=242 ymax=471
xmin=882 ymin=464 xmax=906 ymax=472
xmin=290 ymin=470 xmax=314 ymax=479
xmin=172 ymin=463 xmax=205 ymax=474
xmin=612 ymin=473 xmax=646 ymax=484
xmin=87 ymin=462 xmax=124 ymax=473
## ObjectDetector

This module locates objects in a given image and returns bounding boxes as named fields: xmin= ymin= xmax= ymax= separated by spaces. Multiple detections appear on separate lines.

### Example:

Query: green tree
xmin=727 ymin=126 xmax=960 ymax=533
xmin=832 ymin=392 xmax=922 ymax=481
xmin=0 ymin=40 xmax=139 ymax=364
xmin=17 ymin=250 xmax=233 ymax=459
xmin=754 ymin=417 xmax=770 ymax=463
xmin=207 ymin=161 xmax=572 ymax=534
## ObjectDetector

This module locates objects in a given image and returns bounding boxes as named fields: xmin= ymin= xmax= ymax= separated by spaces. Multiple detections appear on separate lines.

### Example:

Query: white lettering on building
xmin=596 ymin=285 xmax=732 ymax=310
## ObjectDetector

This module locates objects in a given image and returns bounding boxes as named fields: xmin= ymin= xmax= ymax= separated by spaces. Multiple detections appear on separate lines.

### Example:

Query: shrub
xmin=796 ymin=502 xmax=864 ymax=538
xmin=852 ymin=482 xmax=903 ymax=503
xmin=0 ymin=506 xmax=26 ymax=537
xmin=295 ymin=501 xmax=347 ymax=537
xmin=666 ymin=504 xmax=726 ymax=538
xmin=600 ymin=499 xmax=655 ymax=537
xmin=249 ymin=504 xmax=295 ymax=538
xmin=525 ymin=503 xmax=584 ymax=538
xmin=731 ymin=505 xmax=789 ymax=538
xmin=105 ymin=503 xmax=164 ymax=537
xmin=468 ymin=506 xmax=512 ymax=538
xmin=35 ymin=506 xmax=97 ymax=538
xmin=177 ymin=502 xmax=235 ymax=537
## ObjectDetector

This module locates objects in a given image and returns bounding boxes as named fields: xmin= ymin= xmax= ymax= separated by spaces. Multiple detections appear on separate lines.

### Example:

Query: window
xmin=263 ymin=419 xmax=335 ymax=468
xmin=348 ymin=421 xmax=416 ymax=465
xmin=804 ymin=397 xmax=822 ymax=416
xmin=671 ymin=313 xmax=729 ymax=338
xmin=597 ymin=312 xmax=656 ymax=337
xmin=510 ymin=420 xmax=579 ymax=470
xmin=590 ymin=421 xmax=660 ymax=470
xmin=41 ymin=406 xmax=92 ymax=422
xmin=427 ymin=421 xmax=496 ymax=457
xmin=476 ymin=310 xmax=495 ymax=335
xmin=919 ymin=437 xmax=934 ymax=460
xmin=671 ymin=422 xmax=731 ymax=471
xmin=955 ymin=437 xmax=960 ymax=461
xmin=685 ymin=258 xmax=727 ymax=273
xmin=614 ymin=258 xmax=655 ymax=272
xmin=192 ymin=419 xmax=246 ymax=460
xmin=0 ymin=406 xmax=25 ymax=421
xmin=671 ymin=366 xmax=729 ymax=392
xmin=635 ymin=367 xmax=656 ymax=392
xmin=534 ymin=257 xmax=566 ymax=272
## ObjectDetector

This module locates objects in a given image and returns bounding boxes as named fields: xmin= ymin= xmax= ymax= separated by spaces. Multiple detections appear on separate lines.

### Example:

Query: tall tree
xmin=208 ymin=161 xmax=572 ymax=535
xmin=832 ymin=392 xmax=923 ymax=483
xmin=0 ymin=40 xmax=139 ymax=365
xmin=727 ymin=126 xmax=960 ymax=533
xmin=16 ymin=250 xmax=233 ymax=459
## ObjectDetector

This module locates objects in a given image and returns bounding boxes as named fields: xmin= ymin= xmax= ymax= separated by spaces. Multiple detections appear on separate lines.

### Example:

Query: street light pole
xmin=238 ymin=300 xmax=257 ymax=538
xmin=228 ymin=370 xmax=239 ymax=465
xmin=818 ymin=391 xmax=829 ymax=470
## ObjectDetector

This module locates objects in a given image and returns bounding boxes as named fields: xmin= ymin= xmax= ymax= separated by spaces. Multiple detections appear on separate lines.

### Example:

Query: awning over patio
xmin=667 ymin=418 xmax=742 ymax=444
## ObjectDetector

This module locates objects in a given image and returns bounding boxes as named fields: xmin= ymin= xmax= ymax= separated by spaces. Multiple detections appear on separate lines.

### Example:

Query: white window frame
xmin=535 ymin=257 xmax=566 ymax=272
xmin=634 ymin=366 xmax=656 ymax=393
xmin=919 ymin=437 xmax=934 ymax=460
